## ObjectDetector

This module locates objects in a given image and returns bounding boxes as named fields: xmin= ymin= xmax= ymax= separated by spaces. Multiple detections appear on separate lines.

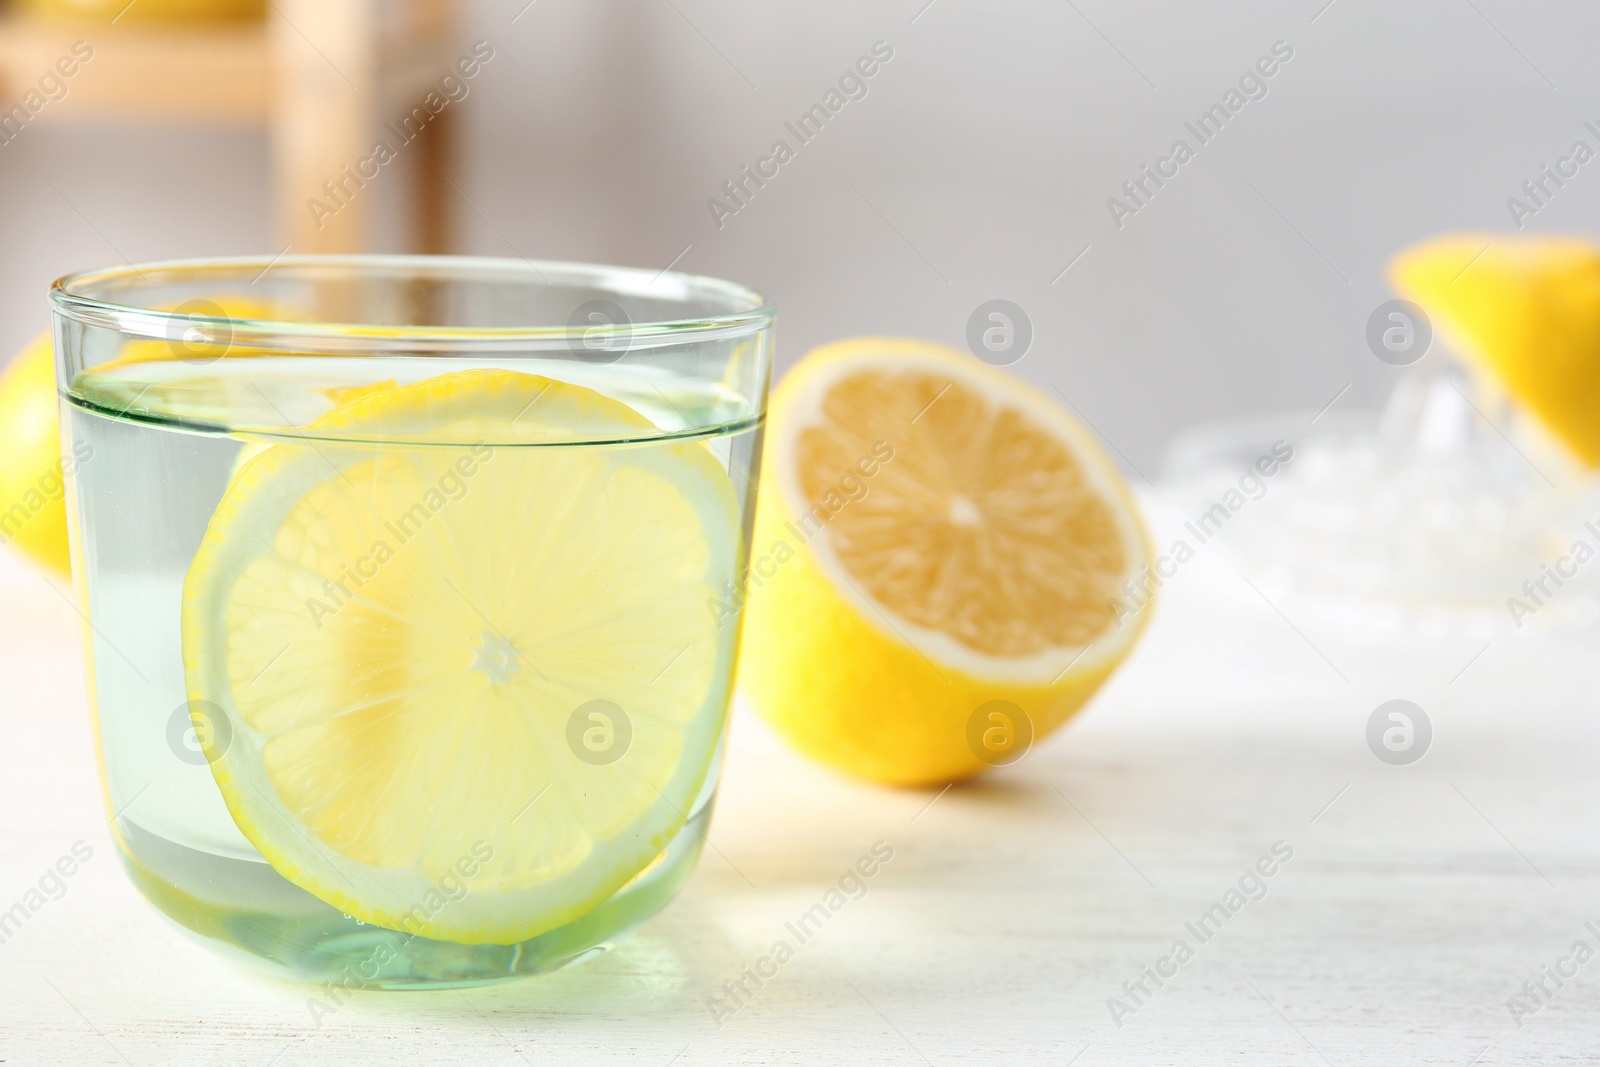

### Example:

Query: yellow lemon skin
xmin=1391 ymin=234 xmax=1600 ymax=467
xmin=738 ymin=339 xmax=1152 ymax=788
xmin=0 ymin=333 xmax=71 ymax=576
xmin=741 ymin=483 xmax=1133 ymax=787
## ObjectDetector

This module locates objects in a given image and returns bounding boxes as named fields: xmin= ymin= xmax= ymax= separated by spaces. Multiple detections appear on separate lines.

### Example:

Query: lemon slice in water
xmin=182 ymin=369 xmax=740 ymax=944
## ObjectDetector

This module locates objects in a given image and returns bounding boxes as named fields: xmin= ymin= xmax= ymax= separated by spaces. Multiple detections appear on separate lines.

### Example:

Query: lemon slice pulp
xmin=182 ymin=369 xmax=740 ymax=944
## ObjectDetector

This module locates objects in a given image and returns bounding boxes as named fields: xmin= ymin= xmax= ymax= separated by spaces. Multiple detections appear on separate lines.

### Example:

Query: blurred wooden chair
xmin=0 ymin=0 xmax=459 ymax=253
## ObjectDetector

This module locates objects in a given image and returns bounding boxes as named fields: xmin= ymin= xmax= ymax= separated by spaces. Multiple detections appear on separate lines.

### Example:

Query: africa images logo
xmin=706 ymin=41 xmax=895 ymax=229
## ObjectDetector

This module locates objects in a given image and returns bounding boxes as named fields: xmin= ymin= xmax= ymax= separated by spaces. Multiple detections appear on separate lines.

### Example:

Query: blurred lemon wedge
xmin=182 ymin=369 xmax=740 ymax=944
xmin=1392 ymin=234 xmax=1600 ymax=467
xmin=738 ymin=338 xmax=1152 ymax=786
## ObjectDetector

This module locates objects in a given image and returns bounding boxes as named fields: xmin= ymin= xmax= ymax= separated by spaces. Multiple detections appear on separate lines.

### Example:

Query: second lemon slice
xmin=182 ymin=369 xmax=740 ymax=944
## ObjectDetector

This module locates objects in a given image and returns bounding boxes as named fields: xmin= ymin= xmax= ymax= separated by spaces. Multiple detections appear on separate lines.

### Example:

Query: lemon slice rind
xmin=181 ymin=370 xmax=740 ymax=944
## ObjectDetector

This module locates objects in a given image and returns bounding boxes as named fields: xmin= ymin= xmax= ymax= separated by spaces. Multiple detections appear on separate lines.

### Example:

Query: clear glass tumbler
xmin=51 ymin=256 xmax=773 ymax=988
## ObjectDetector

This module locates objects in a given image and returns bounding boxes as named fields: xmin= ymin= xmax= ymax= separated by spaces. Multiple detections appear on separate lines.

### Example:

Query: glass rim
xmin=49 ymin=254 xmax=776 ymax=353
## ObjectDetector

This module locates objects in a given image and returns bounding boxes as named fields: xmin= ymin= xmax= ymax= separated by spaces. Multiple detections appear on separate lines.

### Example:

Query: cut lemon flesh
xmin=797 ymin=363 xmax=1134 ymax=657
xmin=741 ymin=338 xmax=1150 ymax=785
xmin=182 ymin=369 xmax=740 ymax=944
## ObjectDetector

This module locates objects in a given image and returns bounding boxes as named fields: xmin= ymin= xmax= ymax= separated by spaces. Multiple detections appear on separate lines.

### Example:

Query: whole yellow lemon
xmin=0 ymin=333 xmax=74 ymax=576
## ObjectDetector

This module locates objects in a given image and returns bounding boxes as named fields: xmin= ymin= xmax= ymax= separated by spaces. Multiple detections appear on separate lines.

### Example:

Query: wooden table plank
xmin=1 ymin=491 xmax=1596 ymax=1064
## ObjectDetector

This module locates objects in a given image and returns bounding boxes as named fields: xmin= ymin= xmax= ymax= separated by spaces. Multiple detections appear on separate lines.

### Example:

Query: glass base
xmin=115 ymin=800 xmax=712 ymax=990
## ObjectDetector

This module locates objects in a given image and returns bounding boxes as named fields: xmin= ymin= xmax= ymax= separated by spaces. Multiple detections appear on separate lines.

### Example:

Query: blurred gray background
xmin=2 ymin=0 xmax=1596 ymax=471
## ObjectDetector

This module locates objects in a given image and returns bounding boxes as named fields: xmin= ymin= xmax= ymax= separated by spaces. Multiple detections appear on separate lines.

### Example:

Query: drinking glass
xmin=51 ymin=256 xmax=773 ymax=987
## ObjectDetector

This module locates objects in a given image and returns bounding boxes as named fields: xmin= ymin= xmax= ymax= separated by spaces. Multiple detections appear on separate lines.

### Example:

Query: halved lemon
xmin=182 ymin=369 xmax=740 ymax=944
xmin=739 ymin=338 xmax=1151 ymax=786
xmin=1391 ymin=234 xmax=1600 ymax=467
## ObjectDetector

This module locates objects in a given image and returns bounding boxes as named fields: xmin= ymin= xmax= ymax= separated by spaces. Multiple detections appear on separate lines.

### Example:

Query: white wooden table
xmin=3 ymin=490 xmax=1597 ymax=1065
